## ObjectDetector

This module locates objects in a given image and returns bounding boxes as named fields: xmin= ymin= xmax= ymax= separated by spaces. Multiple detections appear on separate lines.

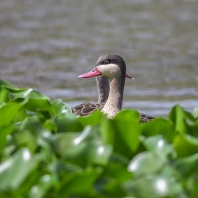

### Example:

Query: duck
xmin=72 ymin=56 xmax=132 ymax=116
xmin=71 ymin=75 xmax=109 ymax=116
xmin=78 ymin=54 xmax=154 ymax=122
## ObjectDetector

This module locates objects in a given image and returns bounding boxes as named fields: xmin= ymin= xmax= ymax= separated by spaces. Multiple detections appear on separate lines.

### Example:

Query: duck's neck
xmin=102 ymin=76 xmax=125 ymax=118
xmin=96 ymin=76 xmax=109 ymax=104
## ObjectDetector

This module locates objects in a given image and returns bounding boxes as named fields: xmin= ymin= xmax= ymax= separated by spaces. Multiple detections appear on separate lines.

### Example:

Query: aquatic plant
xmin=0 ymin=79 xmax=197 ymax=198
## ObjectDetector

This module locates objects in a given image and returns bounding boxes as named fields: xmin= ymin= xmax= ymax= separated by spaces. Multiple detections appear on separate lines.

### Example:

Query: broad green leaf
xmin=78 ymin=109 xmax=102 ymax=127
xmin=54 ymin=112 xmax=82 ymax=132
xmin=0 ymin=79 xmax=19 ymax=90
xmin=114 ymin=109 xmax=140 ymax=123
xmin=124 ymin=173 xmax=186 ymax=198
xmin=25 ymin=98 xmax=55 ymax=116
xmin=0 ymin=87 xmax=10 ymax=103
xmin=103 ymin=163 xmax=132 ymax=182
xmin=143 ymin=135 xmax=176 ymax=160
xmin=128 ymin=152 xmax=163 ymax=175
xmin=51 ymin=126 xmax=112 ymax=167
xmin=0 ymin=124 xmax=15 ymax=150
xmin=186 ymin=172 xmax=198 ymax=198
xmin=113 ymin=120 xmax=140 ymax=152
xmin=0 ymin=148 xmax=40 ymax=190
xmin=169 ymin=105 xmax=196 ymax=134
xmin=174 ymin=154 xmax=198 ymax=177
xmin=43 ymin=120 xmax=57 ymax=133
xmin=100 ymin=115 xmax=140 ymax=158
xmin=10 ymin=88 xmax=49 ymax=100
xmin=13 ymin=130 xmax=38 ymax=152
xmin=58 ymin=169 xmax=100 ymax=196
xmin=52 ymin=98 xmax=72 ymax=116
xmin=141 ymin=117 xmax=175 ymax=141
xmin=0 ymin=101 xmax=23 ymax=124
xmin=103 ymin=181 xmax=127 ymax=198
xmin=192 ymin=107 xmax=198 ymax=119
xmin=29 ymin=174 xmax=56 ymax=198
xmin=174 ymin=133 xmax=198 ymax=158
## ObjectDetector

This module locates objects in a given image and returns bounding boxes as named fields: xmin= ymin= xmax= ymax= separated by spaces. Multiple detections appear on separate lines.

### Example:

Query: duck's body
xmin=78 ymin=54 xmax=154 ymax=122
xmin=72 ymin=76 xmax=109 ymax=116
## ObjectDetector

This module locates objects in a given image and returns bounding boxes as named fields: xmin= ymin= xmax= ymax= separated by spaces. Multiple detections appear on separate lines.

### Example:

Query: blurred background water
xmin=0 ymin=0 xmax=198 ymax=116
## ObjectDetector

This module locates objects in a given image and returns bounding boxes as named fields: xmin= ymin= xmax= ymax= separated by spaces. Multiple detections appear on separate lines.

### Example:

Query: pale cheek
xmin=98 ymin=64 xmax=121 ymax=78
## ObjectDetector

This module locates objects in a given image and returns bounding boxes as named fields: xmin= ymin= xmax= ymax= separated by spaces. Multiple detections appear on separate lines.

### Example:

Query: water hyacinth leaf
xmin=128 ymin=152 xmax=163 ymax=175
xmin=51 ymin=126 xmax=112 ymax=166
xmin=43 ymin=119 xmax=57 ymax=133
xmin=192 ymin=107 xmax=198 ymax=119
xmin=186 ymin=172 xmax=198 ymax=198
xmin=78 ymin=109 xmax=102 ymax=127
xmin=0 ymin=125 xmax=15 ymax=150
xmin=103 ymin=163 xmax=132 ymax=182
xmin=174 ymin=153 xmax=198 ymax=177
xmin=103 ymin=181 xmax=127 ymax=198
xmin=112 ymin=120 xmax=140 ymax=152
xmin=13 ymin=130 xmax=38 ymax=152
xmin=54 ymin=112 xmax=82 ymax=132
xmin=0 ymin=79 xmax=19 ymax=90
xmin=58 ymin=169 xmax=99 ymax=196
xmin=124 ymin=174 xmax=179 ymax=198
xmin=143 ymin=135 xmax=175 ymax=159
xmin=24 ymin=98 xmax=55 ymax=116
xmin=0 ymin=148 xmax=40 ymax=190
xmin=141 ymin=118 xmax=175 ymax=141
xmin=0 ymin=101 xmax=23 ymax=124
xmin=100 ymin=116 xmax=140 ymax=158
xmin=9 ymin=88 xmax=49 ymax=100
xmin=29 ymin=174 xmax=56 ymax=198
xmin=174 ymin=133 xmax=198 ymax=158
xmin=169 ymin=104 xmax=195 ymax=133
xmin=114 ymin=109 xmax=140 ymax=123
xmin=0 ymin=87 xmax=10 ymax=103
xmin=52 ymin=98 xmax=72 ymax=116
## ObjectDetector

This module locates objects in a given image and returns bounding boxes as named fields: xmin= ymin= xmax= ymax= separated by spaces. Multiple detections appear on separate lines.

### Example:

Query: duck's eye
xmin=104 ymin=59 xmax=110 ymax=64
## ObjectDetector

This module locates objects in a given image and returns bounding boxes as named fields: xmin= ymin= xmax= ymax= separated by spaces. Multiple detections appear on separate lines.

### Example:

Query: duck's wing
xmin=72 ymin=102 xmax=104 ymax=116
xmin=140 ymin=112 xmax=154 ymax=123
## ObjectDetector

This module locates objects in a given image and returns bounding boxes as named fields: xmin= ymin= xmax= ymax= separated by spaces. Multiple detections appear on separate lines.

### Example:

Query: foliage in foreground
xmin=0 ymin=79 xmax=198 ymax=198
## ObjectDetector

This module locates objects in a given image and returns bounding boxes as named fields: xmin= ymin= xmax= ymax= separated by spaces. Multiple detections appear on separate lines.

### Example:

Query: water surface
xmin=0 ymin=0 xmax=198 ymax=116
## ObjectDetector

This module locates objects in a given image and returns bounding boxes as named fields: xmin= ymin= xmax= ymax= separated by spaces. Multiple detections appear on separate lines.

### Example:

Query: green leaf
xmin=0 ymin=148 xmax=40 ymax=190
xmin=174 ymin=133 xmax=198 ymax=158
xmin=124 ymin=173 xmax=184 ymax=198
xmin=25 ymin=98 xmax=55 ymax=116
xmin=0 ymin=87 xmax=10 ymax=103
xmin=103 ymin=163 xmax=132 ymax=182
xmin=0 ymin=101 xmax=23 ymax=124
xmin=58 ymin=169 xmax=99 ymax=196
xmin=100 ymin=114 xmax=140 ymax=158
xmin=52 ymin=98 xmax=72 ymax=116
xmin=114 ymin=109 xmax=140 ymax=123
xmin=29 ymin=174 xmax=56 ymax=198
xmin=54 ymin=112 xmax=82 ymax=132
xmin=141 ymin=117 xmax=175 ymax=142
xmin=169 ymin=104 xmax=196 ymax=134
xmin=128 ymin=152 xmax=163 ymax=175
xmin=51 ymin=126 xmax=112 ymax=167
xmin=0 ymin=79 xmax=19 ymax=90
xmin=186 ymin=172 xmax=198 ymax=198
xmin=174 ymin=154 xmax=198 ymax=177
xmin=13 ymin=130 xmax=38 ymax=152
xmin=192 ymin=107 xmax=198 ymax=119
xmin=78 ymin=109 xmax=102 ymax=127
xmin=0 ymin=124 xmax=15 ymax=150
xmin=9 ymin=88 xmax=49 ymax=100
xmin=143 ymin=135 xmax=176 ymax=160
